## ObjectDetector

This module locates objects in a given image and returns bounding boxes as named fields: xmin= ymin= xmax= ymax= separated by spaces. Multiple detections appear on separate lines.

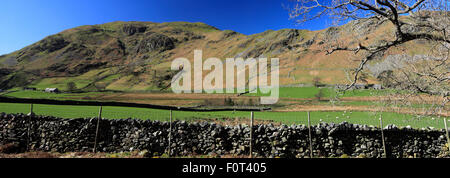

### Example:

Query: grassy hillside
xmin=0 ymin=17 xmax=433 ymax=92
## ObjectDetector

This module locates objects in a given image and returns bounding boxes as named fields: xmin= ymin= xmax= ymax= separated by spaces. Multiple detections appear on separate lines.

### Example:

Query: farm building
xmin=372 ymin=84 xmax=382 ymax=90
xmin=23 ymin=87 xmax=37 ymax=91
xmin=354 ymin=84 xmax=366 ymax=89
xmin=334 ymin=84 xmax=347 ymax=90
xmin=45 ymin=88 xmax=60 ymax=93
xmin=334 ymin=84 xmax=383 ymax=90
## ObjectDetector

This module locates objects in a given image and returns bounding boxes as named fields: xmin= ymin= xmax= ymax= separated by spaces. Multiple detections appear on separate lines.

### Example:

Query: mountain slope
xmin=0 ymin=19 xmax=433 ymax=91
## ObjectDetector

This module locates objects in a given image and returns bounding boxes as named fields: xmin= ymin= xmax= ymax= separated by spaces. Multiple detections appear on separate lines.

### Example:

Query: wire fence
xmin=1 ymin=102 xmax=449 ymax=157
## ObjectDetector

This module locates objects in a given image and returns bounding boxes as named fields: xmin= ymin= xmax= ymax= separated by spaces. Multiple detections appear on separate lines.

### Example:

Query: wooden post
xmin=26 ymin=103 xmax=34 ymax=151
xmin=307 ymin=111 xmax=313 ymax=158
xmin=93 ymin=106 xmax=102 ymax=153
xmin=444 ymin=118 xmax=450 ymax=152
xmin=30 ymin=103 xmax=34 ymax=115
xmin=249 ymin=112 xmax=254 ymax=158
xmin=380 ymin=114 xmax=387 ymax=158
xmin=168 ymin=110 xmax=172 ymax=157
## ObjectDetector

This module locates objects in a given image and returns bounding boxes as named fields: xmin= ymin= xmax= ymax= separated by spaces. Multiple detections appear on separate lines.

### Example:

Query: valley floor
xmin=0 ymin=87 xmax=448 ymax=129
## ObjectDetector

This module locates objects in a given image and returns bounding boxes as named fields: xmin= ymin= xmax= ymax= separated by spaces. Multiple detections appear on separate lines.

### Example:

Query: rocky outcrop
xmin=351 ymin=18 xmax=384 ymax=38
xmin=268 ymin=29 xmax=300 ymax=51
xmin=0 ymin=113 xmax=448 ymax=158
xmin=13 ymin=35 xmax=69 ymax=64
xmin=221 ymin=30 xmax=239 ymax=40
xmin=134 ymin=33 xmax=175 ymax=54
xmin=122 ymin=24 xmax=147 ymax=36
xmin=0 ymin=68 xmax=12 ymax=76
xmin=33 ymin=35 xmax=70 ymax=53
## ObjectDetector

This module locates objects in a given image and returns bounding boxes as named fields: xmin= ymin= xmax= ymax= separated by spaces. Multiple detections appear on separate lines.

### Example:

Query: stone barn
xmin=373 ymin=84 xmax=382 ymax=90
xmin=23 ymin=87 xmax=37 ymax=91
xmin=354 ymin=84 xmax=367 ymax=89
xmin=45 ymin=88 xmax=59 ymax=93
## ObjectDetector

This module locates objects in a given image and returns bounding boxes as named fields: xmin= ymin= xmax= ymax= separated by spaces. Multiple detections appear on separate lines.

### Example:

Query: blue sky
xmin=0 ymin=0 xmax=333 ymax=55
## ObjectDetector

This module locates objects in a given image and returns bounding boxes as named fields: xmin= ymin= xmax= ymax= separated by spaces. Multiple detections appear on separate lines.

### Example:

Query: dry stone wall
xmin=0 ymin=113 xmax=448 ymax=158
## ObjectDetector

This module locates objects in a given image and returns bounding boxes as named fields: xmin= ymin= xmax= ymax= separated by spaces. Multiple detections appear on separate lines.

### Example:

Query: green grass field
xmin=2 ymin=87 xmax=393 ymax=100
xmin=1 ymin=87 xmax=446 ymax=129
xmin=245 ymin=87 xmax=392 ymax=98
xmin=3 ymin=90 xmax=76 ymax=99
xmin=1 ymin=90 xmax=108 ymax=100
xmin=26 ymin=68 xmax=118 ymax=91
xmin=0 ymin=102 xmax=446 ymax=129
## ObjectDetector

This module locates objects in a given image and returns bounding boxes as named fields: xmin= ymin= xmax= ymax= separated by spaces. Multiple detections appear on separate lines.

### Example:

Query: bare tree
xmin=66 ymin=82 xmax=77 ymax=92
xmin=289 ymin=0 xmax=449 ymax=113
xmin=312 ymin=76 xmax=323 ymax=87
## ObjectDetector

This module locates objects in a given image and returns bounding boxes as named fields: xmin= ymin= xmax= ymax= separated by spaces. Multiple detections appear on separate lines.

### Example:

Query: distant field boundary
xmin=0 ymin=96 xmax=270 ymax=112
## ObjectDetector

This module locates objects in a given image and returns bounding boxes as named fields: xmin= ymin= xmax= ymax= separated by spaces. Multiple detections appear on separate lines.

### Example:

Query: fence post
xmin=307 ymin=111 xmax=313 ymax=158
xmin=93 ymin=105 xmax=102 ymax=153
xmin=444 ymin=118 xmax=450 ymax=152
xmin=30 ymin=103 xmax=34 ymax=115
xmin=168 ymin=110 xmax=173 ymax=157
xmin=249 ymin=112 xmax=254 ymax=158
xmin=26 ymin=103 xmax=34 ymax=151
xmin=380 ymin=114 xmax=387 ymax=158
